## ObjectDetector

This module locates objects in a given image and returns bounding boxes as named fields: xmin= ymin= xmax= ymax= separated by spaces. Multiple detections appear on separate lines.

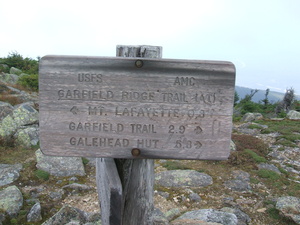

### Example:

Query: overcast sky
xmin=1 ymin=0 xmax=299 ymax=93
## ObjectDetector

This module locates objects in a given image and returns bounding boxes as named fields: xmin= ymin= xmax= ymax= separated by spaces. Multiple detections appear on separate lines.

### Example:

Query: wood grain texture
xmin=114 ymin=45 xmax=160 ymax=225
xmin=96 ymin=158 xmax=122 ymax=225
xmin=39 ymin=54 xmax=236 ymax=160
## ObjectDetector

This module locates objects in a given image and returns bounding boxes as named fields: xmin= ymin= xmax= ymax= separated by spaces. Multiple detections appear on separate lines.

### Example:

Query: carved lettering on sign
xmin=78 ymin=73 xmax=102 ymax=83
xmin=174 ymin=77 xmax=195 ymax=86
xmin=39 ymin=56 xmax=235 ymax=159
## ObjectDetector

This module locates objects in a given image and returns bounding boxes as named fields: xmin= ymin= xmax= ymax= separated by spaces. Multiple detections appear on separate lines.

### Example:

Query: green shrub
xmin=35 ymin=169 xmax=50 ymax=181
xmin=17 ymin=73 xmax=38 ymax=91
xmin=257 ymin=169 xmax=280 ymax=180
xmin=244 ymin=149 xmax=267 ymax=163
xmin=0 ymin=51 xmax=39 ymax=74
xmin=82 ymin=157 xmax=89 ymax=165
xmin=162 ymin=160 xmax=190 ymax=170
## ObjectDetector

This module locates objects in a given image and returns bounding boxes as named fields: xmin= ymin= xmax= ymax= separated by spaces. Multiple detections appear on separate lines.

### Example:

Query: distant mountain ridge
xmin=235 ymin=86 xmax=300 ymax=103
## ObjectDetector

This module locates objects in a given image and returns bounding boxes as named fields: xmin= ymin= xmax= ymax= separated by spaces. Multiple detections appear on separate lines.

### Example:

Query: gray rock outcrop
xmin=0 ymin=185 xmax=23 ymax=218
xmin=27 ymin=202 xmax=42 ymax=222
xmin=287 ymin=110 xmax=300 ymax=120
xmin=221 ymin=207 xmax=251 ymax=225
xmin=242 ymin=113 xmax=263 ymax=122
xmin=15 ymin=126 xmax=39 ymax=147
xmin=173 ymin=209 xmax=238 ymax=225
xmin=224 ymin=170 xmax=251 ymax=192
xmin=36 ymin=149 xmax=85 ymax=177
xmin=257 ymin=163 xmax=281 ymax=174
xmin=9 ymin=67 xmax=22 ymax=75
xmin=42 ymin=205 xmax=101 ymax=225
xmin=0 ymin=103 xmax=38 ymax=137
xmin=0 ymin=163 xmax=22 ymax=186
xmin=0 ymin=102 xmax=13 ymax=120
xmin=276 ymin=196 xmax=300 ymax=224
xmin=155 ymin=170 xmax=213 ymax=188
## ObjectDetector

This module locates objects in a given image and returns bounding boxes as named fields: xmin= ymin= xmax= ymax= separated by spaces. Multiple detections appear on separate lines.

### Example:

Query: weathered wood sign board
xmin=39 ymin=55 xmax=235 ymax=160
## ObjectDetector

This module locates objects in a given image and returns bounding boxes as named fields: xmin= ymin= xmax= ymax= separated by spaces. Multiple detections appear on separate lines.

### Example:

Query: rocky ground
xmin=0 ymin=67 xmax=300 ymax=224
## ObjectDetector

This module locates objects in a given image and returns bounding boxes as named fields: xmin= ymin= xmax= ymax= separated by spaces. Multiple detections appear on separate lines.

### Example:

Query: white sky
xmin=1 ymin=0 xmax=299 ymax=93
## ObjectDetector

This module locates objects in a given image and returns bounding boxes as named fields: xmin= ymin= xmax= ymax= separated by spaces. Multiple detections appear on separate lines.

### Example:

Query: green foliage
xmin=0 ymin=51 xmax=39 ymax=90
xmin=35 ymin=169 xmax=50 ymax=181
xmin=266 ymin=207 xmax=280 ymax=220
xmin=234 ymin=91 xmax=239 ymax=106
xmin=162 ymin=160 xmax=190 ymax=170
xmin=292 ymin=100 xmax=300 ymax=111
xmin=82 ymin=157 xmax=89 ymax=165
xmin=17 ymin=73 xmax=38 ymax=91
xmin=257 ymin=169 xmax=281 ymax=180
xmin=0 ymin=51 xmax=39 ymax=74
xmin=259 ymin=119 xmax=300 ymax=147
xmin=244 ymin=149 xmax=267 ymax=163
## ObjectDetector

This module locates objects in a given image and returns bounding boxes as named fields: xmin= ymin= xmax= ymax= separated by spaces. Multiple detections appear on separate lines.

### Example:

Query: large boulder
xmin=155 ymin=170 xmax=213 ymax=188
xmin=42 ymin=205 xmax=101 ymax=225
xmin=27 ymin=202 xmax=42 ymax=222
xmin=287 ymin=110 xmax=300 ymax=120
xmin=9 ymin=67 xmax=22 ymax=75
xmin=0 ymin=185 xmax=23 ymax=218
xmin=36 ymin=149 xmax=85 ymax=177
xmin=173 ymin=209 xmax=237 ymax=225
xmin=15 ymin=126 xmax=39 ymax=147
xmin=0 ymin=102 xmax=13 ymax=120
xmin=276 ymin=196 xmax=300 ymax=224
xmin=224 ymin=170 xmax=251 ymax=192
xmin=0 ymin=164 xmax=22 ymax=186
xmin=0 ymin=73 xmax=19 ymax=84
xmin=242 ymin=113 xmax=263 ymax=122
xmin=0 ymin=103 xmax=38 ymax=137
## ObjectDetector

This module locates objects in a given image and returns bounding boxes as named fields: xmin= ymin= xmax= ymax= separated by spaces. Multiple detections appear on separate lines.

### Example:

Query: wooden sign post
xmin=39 ymin=45 xmax=236 ymax=225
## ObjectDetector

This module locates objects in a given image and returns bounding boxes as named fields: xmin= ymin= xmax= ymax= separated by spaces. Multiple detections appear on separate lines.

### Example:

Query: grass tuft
xmin=244 ymin=149 xmax=267 ymax=163
xmin=35 ymin=169 xmax=50 ymax=181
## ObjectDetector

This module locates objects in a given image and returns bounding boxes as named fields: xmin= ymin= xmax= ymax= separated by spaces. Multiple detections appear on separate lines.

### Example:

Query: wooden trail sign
xmin=39 ymin=55 xmax=236 ymax=160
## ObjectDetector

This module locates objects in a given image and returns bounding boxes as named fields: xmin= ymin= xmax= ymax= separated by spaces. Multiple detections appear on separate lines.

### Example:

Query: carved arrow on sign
xmin=70 ymin=106 xmax=79 ymax=115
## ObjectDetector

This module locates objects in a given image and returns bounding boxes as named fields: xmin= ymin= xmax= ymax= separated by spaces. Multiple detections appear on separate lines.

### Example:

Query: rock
xmin=15 ymin=126 xmax=39 ymax=147
xmin=0 ymin=102 xmax=13 ymax=120
xmin=257 ymin=163 xmax=281 ymax=174
xmin=0 ymin=64 xmax=9 ymax=73
xmin=0 ymin=185 xmax=23 ymax=217
xmin=230 ymin=140 xmax=236 ymax=151
xmin=0 ymin=103 xmax=38 ymax=137
xmin=189 ymin=192 xmax=201 ymax=202
xmin=49 ymin=191 xmax=64 ymax=201
xmin=221 ymin=207 xmax=251 ymax=225
xmin=165 ymin=208 xmax=181 ymax=221
xmin=27 ymin=202 xmax=42 ymax=222
xmin=36 ymin=149 xmax=85 ymax=177
xmin=153 ymin=208 xmax=169 ymax=225
xmin=231 ymin=170 xmax=250 ymax=181
xmin=0 ymin=163 xmax=22 ymax=186
xmin=242 ymin=113 xmax=263 ymax=122
xmin=62 ymin=183 xmax=91 ymax=193
xmin=42 ymin=205 xmax=87 ymax=225
xmin=287 ymin=110 xmax=300 ymax=120
xmin=174 ymin=209 xmax=237 ymax=225
xmin=171 ymin=220 xmax=221 ymax=225
xmin=224 ymin=170 xmax=251 ymax=192
xmin=9 ymin=67 xmax=22 ymax=75
xmin=0 ymin=73 xmax=19 ymax=84
xmin=224 ymin=179 xmax=252 ymax=192
xmin=155 ymin=170 xmax=213 ymax=188
xmin=276 ymin=196 xmax=300 ymax=224
xmin=156 ymin=191 xmax=170 ymax=199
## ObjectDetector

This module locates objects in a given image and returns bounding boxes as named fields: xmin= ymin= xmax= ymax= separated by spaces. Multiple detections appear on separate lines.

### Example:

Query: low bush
xmin=17 ymin=73 xmax=38 ymax=91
